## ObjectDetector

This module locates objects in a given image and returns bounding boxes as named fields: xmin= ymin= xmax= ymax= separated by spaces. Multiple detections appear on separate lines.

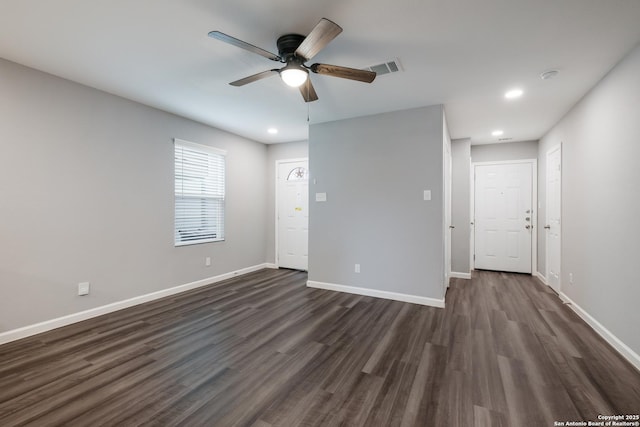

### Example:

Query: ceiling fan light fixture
xmin=280 ymin=64 xmax=308 ymax=87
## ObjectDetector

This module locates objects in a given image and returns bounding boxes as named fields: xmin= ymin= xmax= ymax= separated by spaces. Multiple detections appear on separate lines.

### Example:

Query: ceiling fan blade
xmin=208 ymin=31 xmax=281 ymax=62
xmin=230 ymin=69 xmax=279 ymax=86
xmin=310 ymin=63 xmax=376 ymax=83
xmin=299 ymin=78 xmax=319 ymax=103
xmin=295 ymin=18 xmax=343 ymax=61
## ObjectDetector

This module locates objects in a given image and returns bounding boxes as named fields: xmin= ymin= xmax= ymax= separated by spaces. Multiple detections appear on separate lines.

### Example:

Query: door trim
xmin=274 ymin=158 xmax=309 ymax=269
xmin=471 ymin=159 xmax=538 ymax=275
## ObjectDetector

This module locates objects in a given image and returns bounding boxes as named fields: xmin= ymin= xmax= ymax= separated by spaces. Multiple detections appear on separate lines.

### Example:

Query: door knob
xmin=544 ymin=225 xmax=551 ymax=229
xmin=525 ymin=225 xmax=531 ymax=229
xmin=449 ymin=225 xmax=455 ymax=229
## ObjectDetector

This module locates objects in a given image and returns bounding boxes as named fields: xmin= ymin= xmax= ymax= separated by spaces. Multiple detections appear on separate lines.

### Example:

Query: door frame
xmin=545 ymin=144 xmax=562 ymax=291
xmin=274 ymin=157 xmax=309 ymax=269
xmin=471 ymin=159 xmax=538 ymax=274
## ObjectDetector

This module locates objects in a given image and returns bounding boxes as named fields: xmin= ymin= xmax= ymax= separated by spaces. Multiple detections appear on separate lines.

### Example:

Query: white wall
xmin=265 ymin=141 xmax=309 ymax=264
xmin=538 ymin=43 xmax=640 ymax=357
xmin=471 ymin=140 xmax=538 ymax=163
xmin=0 ymin=58 xmax=268 ymax=332
xmin=308 ymin=106 xmax=445 ymax=303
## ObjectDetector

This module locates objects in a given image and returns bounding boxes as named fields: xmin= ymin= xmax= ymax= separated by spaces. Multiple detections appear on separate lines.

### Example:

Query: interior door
xmin=546 ymin=146 xmax=562 ymax=292
xmin=474 ymin=162 xmax=533 ymax=273
xmin=444 ymin=139 xmax=452 ymax=288
xmin=277 ymin=160 xmax=309 ymax=270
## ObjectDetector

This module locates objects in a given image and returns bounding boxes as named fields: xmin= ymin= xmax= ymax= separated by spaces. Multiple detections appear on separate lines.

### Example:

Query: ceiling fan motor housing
xmin=277 ymin=34 xmax=305 ymax=61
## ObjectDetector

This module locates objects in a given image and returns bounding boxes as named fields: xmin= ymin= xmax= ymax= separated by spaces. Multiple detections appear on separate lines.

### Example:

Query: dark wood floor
xmin=0 ymin=269 xmax=638 ymax=426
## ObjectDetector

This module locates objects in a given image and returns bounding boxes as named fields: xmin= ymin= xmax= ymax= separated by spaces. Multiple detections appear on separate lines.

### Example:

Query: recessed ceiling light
xmin=492 ymin=130 xmax=504 ymax=136
xmin=267 ymin=128 xmax=278 ymax=135
xmin=540 ymin=70 xmax=559 ymax=80
xmin=505 ymin=88 xmax=523 ymax=99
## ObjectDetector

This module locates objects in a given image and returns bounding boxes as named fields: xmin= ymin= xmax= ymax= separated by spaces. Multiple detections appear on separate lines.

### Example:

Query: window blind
xmin=174 ymin=139 xmax=226 ymax=246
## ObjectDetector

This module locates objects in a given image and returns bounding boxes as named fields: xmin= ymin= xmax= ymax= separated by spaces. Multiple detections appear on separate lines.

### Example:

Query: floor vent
xmin=365 ymin=58 xmax=403 ymax=76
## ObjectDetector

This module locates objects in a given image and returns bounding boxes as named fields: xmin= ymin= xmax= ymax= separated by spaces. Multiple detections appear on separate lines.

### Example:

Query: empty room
xmin=1 ymin=0 xmax=639 ymax=426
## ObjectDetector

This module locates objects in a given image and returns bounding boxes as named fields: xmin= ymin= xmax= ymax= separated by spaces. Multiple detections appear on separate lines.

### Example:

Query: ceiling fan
xmin=208 ymin=18 xmax=376 ymax=102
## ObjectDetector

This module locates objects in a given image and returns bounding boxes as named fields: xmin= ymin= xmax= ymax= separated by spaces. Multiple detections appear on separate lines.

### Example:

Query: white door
xmin=474 ymin=162 xmax=533 ymax=273
xmin=444 ymin=140 xmax=452 ymax=288
xmin=277 ymin=160 xmax=309 ymax=270
xmin=546 ymin=146 xmax=562 ymax=292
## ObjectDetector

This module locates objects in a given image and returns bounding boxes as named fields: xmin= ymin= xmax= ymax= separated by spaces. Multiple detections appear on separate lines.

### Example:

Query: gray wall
xmin=0 ymin=58 xmax=268 ymax=332
xmin=265 ymin=141 xmax=309 ymax=264
xmin=451 ymin=138 xmax=471 ymax=274
xmin=471 ymin=140 xmax=538 ymax=162
xmin=309 ymin=106 xmax=445 ymax=300
xmin=538 ymin=44 xmax=640 ymax=356
xmin=538 ymin=46 xmax=640 ymax=354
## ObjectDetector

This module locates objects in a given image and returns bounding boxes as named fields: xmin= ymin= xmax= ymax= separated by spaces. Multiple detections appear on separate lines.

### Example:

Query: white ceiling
xmin=2 ymin=0 xmax=640 ymax=144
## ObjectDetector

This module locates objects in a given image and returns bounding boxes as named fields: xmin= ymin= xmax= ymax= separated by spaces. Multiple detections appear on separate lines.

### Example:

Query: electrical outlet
xmin=78 ymin=282 xmax=90 ymax=296
xmin=355 ymin=264 xmax=360 ymax=273
xmin=205 ymin=257 xmax=211 ymax=267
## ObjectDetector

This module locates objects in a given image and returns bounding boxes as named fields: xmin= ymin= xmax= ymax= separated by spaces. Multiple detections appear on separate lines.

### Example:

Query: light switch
xmin=423 ymin=190 xmax=431 ymax=201
xmin=315 ymin=192 xmax=327 ymax=202
xmin=78 ymin=282 xmax=90 ymax=296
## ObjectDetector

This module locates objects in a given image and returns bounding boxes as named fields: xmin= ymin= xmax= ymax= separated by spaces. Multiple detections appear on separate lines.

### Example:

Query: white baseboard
xmin=450 ymin=272 xmax=471 ymax=280
xmin=307 ymin=280 xmax=445 ymax=308
xmin=559 ymin=292 xmax=640 ymax=372
xmin=0 ymin=263 xmax=272 ymax=346
xmin=535 ymin=272 xmax=548 ymax=286
xmin=264 ymin=263 xmax=278 ymax=269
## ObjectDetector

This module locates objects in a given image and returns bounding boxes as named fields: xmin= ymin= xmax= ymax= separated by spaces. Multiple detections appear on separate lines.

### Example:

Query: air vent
xmin=365 ymin=58 xmax=403 ymax=76
xmin=498 ymin=138 xmax=513 ymax=142
xmin=540 ymin=69 xmax=559 ymax=80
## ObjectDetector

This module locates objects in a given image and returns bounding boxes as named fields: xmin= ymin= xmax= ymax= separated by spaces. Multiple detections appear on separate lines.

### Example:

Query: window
xmin=174 ymin=139 xmax=226 ymax=246
xmin=287 ymin=166 xmax=308 ymax=181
